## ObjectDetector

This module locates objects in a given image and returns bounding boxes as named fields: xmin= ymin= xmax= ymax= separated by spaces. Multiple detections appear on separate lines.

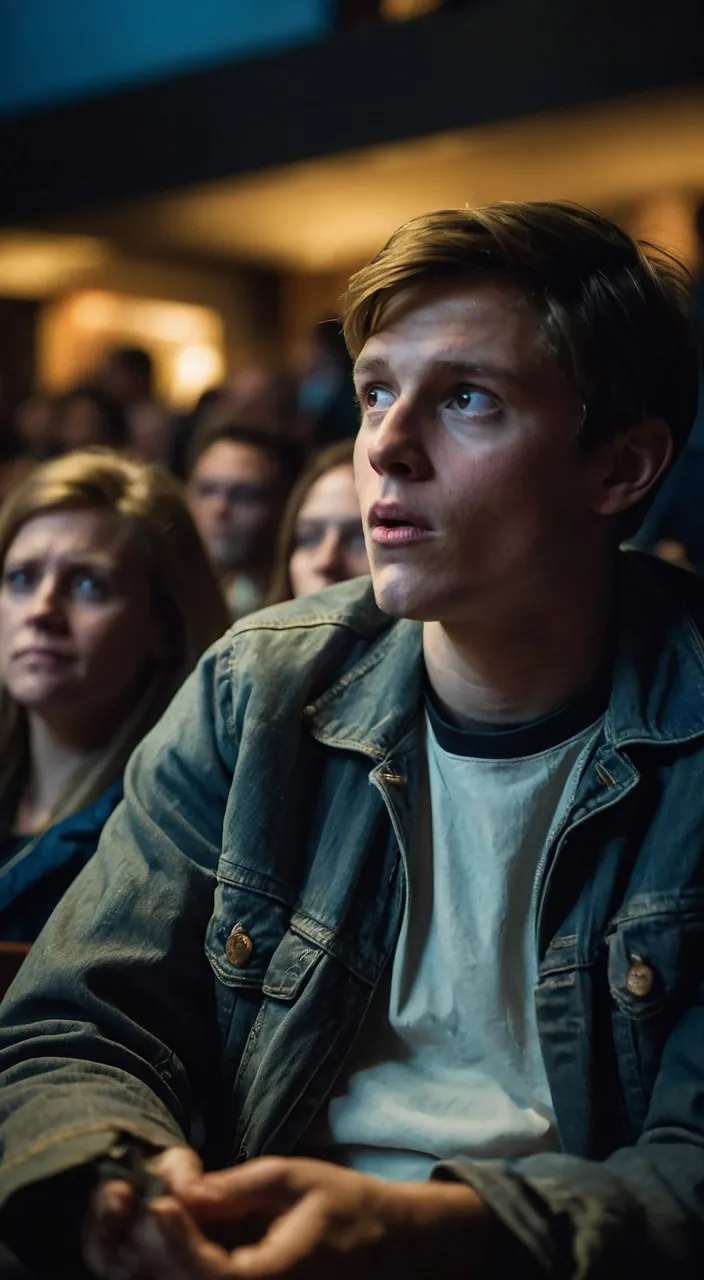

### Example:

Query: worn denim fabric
xmin=0 ymin=551 xmax=703 ymax=1277
xmin=0 ymin=779 xmax=123 ymax=942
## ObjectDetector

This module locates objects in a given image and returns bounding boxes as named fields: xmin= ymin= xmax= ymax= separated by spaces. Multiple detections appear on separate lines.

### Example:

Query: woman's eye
xmin=294 ymin=531 xmax=322 ymax=551
xmin=449 ymin=387 xmax=499 ymax=416
xmin=71 ymin=572 xmax=109 ymax=601
xmin=364 ymin=385 xmax=395 ymax=412
xmin=342 ymin=525 xmax=366 ymax=551
xmin=3 ymin=567 xmax=34 ymax=593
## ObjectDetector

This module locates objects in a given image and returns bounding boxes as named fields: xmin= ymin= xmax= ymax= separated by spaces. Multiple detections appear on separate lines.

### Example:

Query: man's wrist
xmin=393 ymin=1178 xmax=503 ymax=1275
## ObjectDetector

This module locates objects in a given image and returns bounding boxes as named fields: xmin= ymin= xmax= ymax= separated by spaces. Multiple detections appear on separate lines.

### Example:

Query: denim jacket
xmin=0 ymin=551 xmax=703 ymax=1278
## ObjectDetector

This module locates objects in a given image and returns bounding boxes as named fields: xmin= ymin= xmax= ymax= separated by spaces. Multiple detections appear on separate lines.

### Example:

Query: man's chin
xmin=370 ymin=571 xmax=438 ymax=622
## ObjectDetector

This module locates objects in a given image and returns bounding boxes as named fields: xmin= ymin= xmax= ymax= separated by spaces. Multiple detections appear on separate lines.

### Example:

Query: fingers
xmin=175 ymin=1157 xmax=316 ymax=1223
xmin=83 ymin=1180 xmax=139 ymax=1280
xmin=85 ymin=1188 xmax=232 ymax=1280
xmin=83 ymin=1146 xmax=204 ymax=1278
xmin=150 ymin=1146 xmax=205 ymax=1195
xmin=92 ymin=1178 xmax=137 ymax=1220
xmin=226 ymin=1194 xmax=327 ymax=1278
xmin=139 ymin=1197 xmax=232 ymax=1279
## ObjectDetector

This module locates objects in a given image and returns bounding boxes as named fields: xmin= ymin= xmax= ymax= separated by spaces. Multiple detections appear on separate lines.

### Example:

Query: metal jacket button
xmin=226 ymin=927 xmax=254 ymax=967
xmin=626 ymin=958 xmax=654 ymax=998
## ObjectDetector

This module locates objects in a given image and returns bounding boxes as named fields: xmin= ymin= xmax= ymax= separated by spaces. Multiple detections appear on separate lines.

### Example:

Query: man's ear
xmin=590 ymin=417 xmax=674 ymax=518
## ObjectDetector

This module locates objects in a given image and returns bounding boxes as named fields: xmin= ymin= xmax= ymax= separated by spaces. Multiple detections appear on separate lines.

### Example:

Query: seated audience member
xmin=169 ymin=387 xmax=227 ymax=480
xmin=207 ymin=367 xmax=298 ymax=437
xmin=294 ymin=316 xmax=360 ymax=446
xmin=53 ymin=385 xmax=128 ymax=455
xmin=268 ymin=440 xmax=368 ymax=602
xmin=12 ymin=397 xmax=53 ymax=462
xmin=0 ymin=450 xmax=228 ymax=942
xmin=98 ymin=347 xmax=172 ymax=466
xmin=0 ymin=377 xmax=19 ymax=466
xmin=186 ymin=424 xmax=302 ymax=618
xmin=1 ymin=203 xmax=704 ymax=1280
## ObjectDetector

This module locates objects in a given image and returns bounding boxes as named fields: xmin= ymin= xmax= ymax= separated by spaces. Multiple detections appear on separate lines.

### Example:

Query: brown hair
xmin=186 ymin=422 xmax=304 ymax=494
xmin=0 ymin=449 xmax=230 ymax=828
xmin=343 ymin=202 xmax=701 ymax=460
xmin=267 ymin=440 xmax=355 ymax=604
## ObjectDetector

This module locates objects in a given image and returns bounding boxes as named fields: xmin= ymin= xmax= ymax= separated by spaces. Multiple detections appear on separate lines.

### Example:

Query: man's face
xmin=187 ymin=440 xmax=281 ymax=575
xmin=353 ymin=280 xmax=605 ymax=624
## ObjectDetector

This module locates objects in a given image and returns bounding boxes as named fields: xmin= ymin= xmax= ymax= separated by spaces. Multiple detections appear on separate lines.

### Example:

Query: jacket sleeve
xmin=0 ymin=637 xmax=237 ymax=1210
xmin=433 ymin=991 xmax=704 ymax=1280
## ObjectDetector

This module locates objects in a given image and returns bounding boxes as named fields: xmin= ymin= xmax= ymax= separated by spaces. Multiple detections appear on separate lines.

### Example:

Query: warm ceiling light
xmin=381 ymin=0 xmax=444 ymax=19
xmin=0 ymin=233 xmax=109 ymax=296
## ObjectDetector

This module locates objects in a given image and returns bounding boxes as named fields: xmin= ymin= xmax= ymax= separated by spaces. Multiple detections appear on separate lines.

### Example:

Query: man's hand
xmin=83 ymin=1145 xmax=205 ymax=1279
xmin=84 ymin=1150 xmax=498 ymax=1279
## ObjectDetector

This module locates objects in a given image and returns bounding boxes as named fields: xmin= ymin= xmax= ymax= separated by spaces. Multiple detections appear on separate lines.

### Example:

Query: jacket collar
xmin=302 ymin=594 xmax=424 ymax=761
xmin=304 ymin=552 xmax=704 ymax=758
xmin=607 ymin=551 xmax=704 ymax=747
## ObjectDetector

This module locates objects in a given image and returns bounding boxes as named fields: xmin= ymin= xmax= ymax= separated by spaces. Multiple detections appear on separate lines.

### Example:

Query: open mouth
xmin=371 ymin=519 xmax=434 ymax=546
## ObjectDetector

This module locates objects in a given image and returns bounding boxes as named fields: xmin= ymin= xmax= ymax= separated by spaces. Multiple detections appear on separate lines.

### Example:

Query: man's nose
xmin=365 ymin=398 xmax=431 ymax=480
xmin=211 ymin=494 xmax=232 ymax=520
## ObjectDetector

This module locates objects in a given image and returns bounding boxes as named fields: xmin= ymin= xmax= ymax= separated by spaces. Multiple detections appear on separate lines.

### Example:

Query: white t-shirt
xmin=302 ymin=686 xmax=605 ymax=1181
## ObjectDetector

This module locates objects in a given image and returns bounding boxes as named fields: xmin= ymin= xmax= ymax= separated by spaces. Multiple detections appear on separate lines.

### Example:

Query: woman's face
xmin=0 ymin=510 xmax=167 ymax=741
xmin=288 ymin=464 xmax=368 ymax=599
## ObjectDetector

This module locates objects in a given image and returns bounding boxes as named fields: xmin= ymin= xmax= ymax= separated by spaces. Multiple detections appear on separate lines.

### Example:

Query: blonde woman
xmin=268 ymin=440 xmax=368 ymax=603
xmin=0 ymin=449 xmax=229 ymax=941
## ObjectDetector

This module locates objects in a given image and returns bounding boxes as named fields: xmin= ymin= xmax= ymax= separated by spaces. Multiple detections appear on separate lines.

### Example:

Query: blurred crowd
xmin=0 ymin=315 xmax=367 ymax=622
xmin=0 ymin=227 xmax=702 ymax=952
xmin=0 ymin=317 xmax=370 ymax=949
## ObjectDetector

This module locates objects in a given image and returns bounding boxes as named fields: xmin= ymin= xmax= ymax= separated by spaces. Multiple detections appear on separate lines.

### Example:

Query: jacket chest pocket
xmin=204 ymin=875 xmax=323 ymax=1096
xmin=605 ymin=890 xmax=704 ymax=1133
xmin=205 ymin=877 xmax=293 ymax=1065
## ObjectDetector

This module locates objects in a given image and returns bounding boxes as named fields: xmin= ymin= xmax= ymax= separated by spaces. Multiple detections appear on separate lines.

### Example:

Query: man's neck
xmin=423 ymin=566 xmax=616 ymax=729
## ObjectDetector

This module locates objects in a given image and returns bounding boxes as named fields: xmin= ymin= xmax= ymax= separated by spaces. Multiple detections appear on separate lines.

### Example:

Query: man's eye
xmin=364 ymin=386 xmax=395 ymax=412
xmin=450 ymin=387 xmax=498 ymax=416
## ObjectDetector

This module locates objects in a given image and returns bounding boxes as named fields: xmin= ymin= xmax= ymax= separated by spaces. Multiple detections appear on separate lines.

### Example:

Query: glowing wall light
xmin=40 ymin=289 xmax=226 ymax=407
xmin=172 ymin=344 xmax=224 ymax=402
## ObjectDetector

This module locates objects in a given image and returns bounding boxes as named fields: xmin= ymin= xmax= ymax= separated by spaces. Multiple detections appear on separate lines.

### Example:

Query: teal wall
xmin=0 ymin=0 xmax=331 ymax=118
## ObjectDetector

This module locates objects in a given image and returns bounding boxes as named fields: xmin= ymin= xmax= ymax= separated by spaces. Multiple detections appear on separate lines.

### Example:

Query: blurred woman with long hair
xmin=0 ymin=449 xmax=229 ymax=940
xmin=268 ymin=441 xmax=368 ymax=603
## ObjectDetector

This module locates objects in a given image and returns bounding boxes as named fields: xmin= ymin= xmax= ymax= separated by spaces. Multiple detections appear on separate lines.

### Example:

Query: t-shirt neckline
xmin=425 ymin=668 xmax=611 ymax=760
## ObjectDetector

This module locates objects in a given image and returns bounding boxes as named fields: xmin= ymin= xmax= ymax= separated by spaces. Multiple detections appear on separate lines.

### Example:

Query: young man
xmin=186 ymin=425 xmax=302 ymax=618
xmin=0 ymin=203 xmax=702 ymax=1280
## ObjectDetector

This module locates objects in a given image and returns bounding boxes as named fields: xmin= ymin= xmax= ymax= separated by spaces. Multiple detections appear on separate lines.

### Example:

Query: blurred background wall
xmin=0 ymin=0 xmax=702 ymax=412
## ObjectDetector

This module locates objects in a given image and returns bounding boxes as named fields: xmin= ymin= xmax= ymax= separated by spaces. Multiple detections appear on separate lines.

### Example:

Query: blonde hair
xmin=267 ymin=440 xmax=355 ymax=605
xmin=0 ymin=449 xmax=230 ymax=829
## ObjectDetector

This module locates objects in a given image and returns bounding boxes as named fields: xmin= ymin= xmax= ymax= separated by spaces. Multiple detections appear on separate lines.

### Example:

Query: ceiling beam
xmin=1 ymin=0 xmax=702 ymax=225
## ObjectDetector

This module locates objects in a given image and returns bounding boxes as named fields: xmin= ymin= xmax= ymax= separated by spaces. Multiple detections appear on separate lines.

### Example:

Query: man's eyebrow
xmin=353 ymin=354 xmax=525 ymax=384
xmin=353 ymin=355 xmax=388 ymax=381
